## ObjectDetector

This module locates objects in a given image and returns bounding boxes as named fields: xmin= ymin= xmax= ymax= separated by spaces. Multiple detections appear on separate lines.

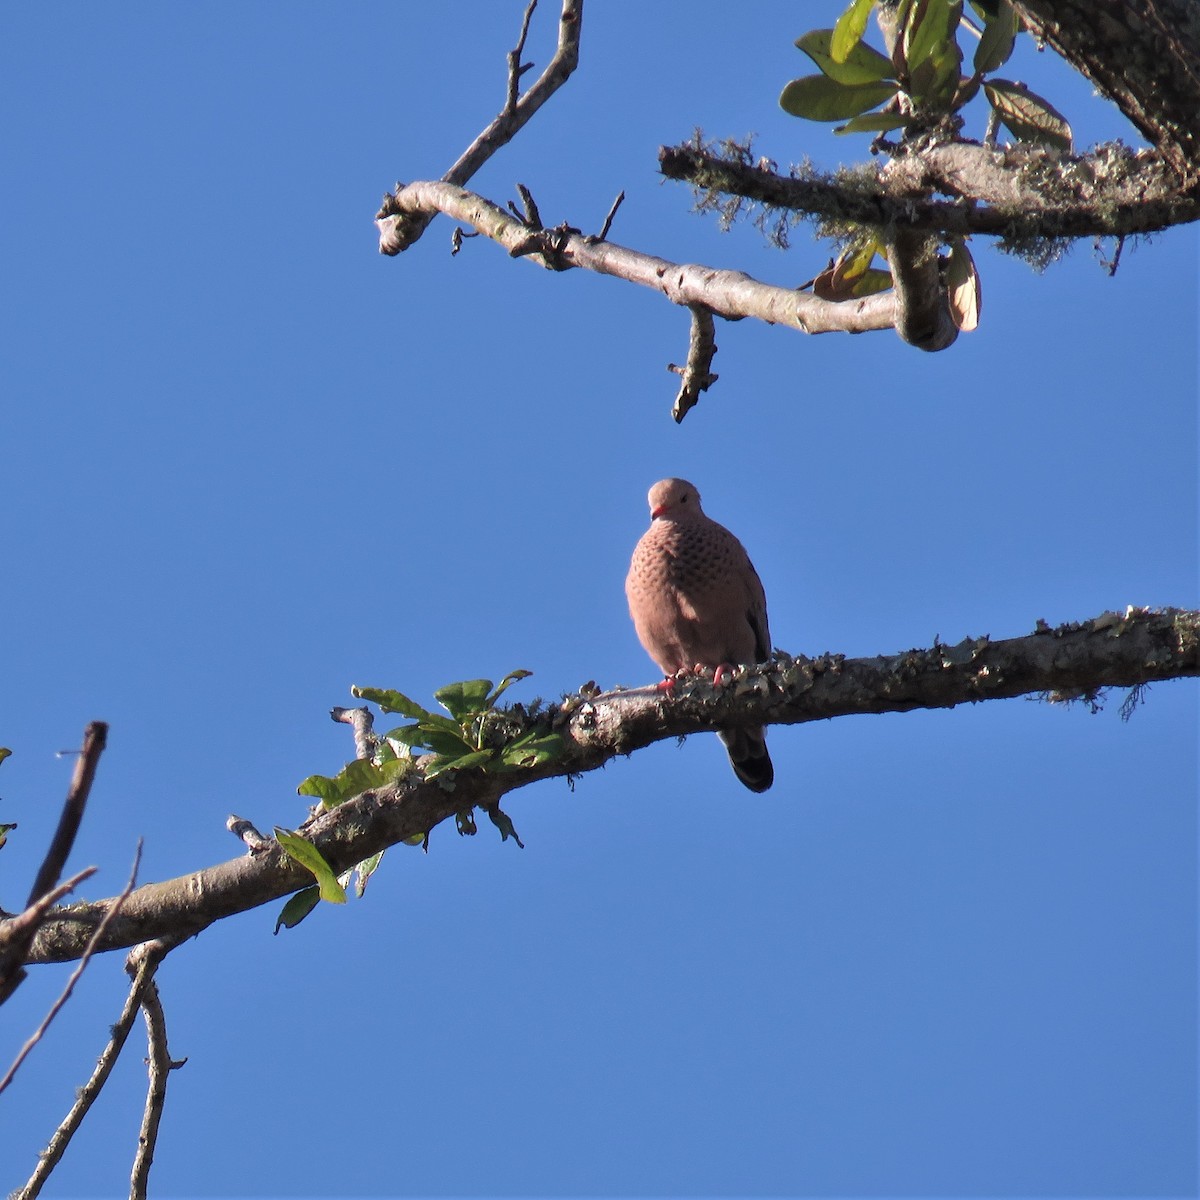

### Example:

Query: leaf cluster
xmin=353 ymin=671 xmax=563 ymax=780
xmin=275 ymin=672 xmax=563 ymax=932
xmin=782 ymin=0 xmax=1071 ymax=151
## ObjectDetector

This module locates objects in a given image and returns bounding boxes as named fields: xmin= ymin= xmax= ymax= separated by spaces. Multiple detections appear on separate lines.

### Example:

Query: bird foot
xmin=656 ymin=676 xmax=678 ymax=696
xmin=710 ymin=662 xmax=736 ymax=687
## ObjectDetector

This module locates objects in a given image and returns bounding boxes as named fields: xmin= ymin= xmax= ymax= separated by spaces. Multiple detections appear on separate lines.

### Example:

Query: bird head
xmin=648 ymin=477 xmax=701 ymax=520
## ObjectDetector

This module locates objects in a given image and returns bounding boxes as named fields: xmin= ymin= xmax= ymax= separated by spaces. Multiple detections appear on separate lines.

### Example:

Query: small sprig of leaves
xmin=353 ymin=671 xmax=563 ymax=781
xmin=782 ymin=0 xmax=1071 ymax=150
xmin=272 ymin=828 xmax=384 ymax=934
xmin=280 ymin=672 xmax=562 ymax=932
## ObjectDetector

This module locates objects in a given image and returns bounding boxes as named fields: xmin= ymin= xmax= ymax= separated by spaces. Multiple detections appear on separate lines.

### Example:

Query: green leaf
xmin=831 ymin=0 xmax=876 ymax=62
xmin=423 ymin=748 xmax=496 ymax=779
xmin=796 ymin=29 xmax=894 ymax=85
xmin=835 ymin=111 xmax=914 ymax=135
xmin=297 ymin=773 xmax=342 ymax=802
xmin=382 ymin=723 xmax=467 ymax=755
xmin=402 ymin=832 xmax=427 ymax=847
xmin=434 ymin=679 xmax=493 ymax=721
xmin=487 ymin=806 xmax=525 ymax=849
xmin=0 ymin=822 xmax=16 ymax=849
xmin=274 ymin=827 xmax=347 ymax=904
xmin=485 ymin=669 xmax=533 ymax=709
xmin=351 ymin=685 xmax=435 ymax=721
xmin=297 ymin=757 xmax=408 ymax=807
xmin=274 ymin=886 xmax=321 ymax=933
xmin=383 ymin=724 xmax=427 ymax=746
xmin=420 ymin=728 xmax=478 ymax=758
xmin=908 ymin=36 xmax=962 ymax=105
xmin=904 ymin=0 xmax=954 ymax=76
xmin=498 ymin=730 xmax=565 ymax=770
xmin=353 ymin=852 xmax=384 ymax=898
xmin=973 ymin=0 xmax=1017 ymax=74
xmin=0 ymin=748 xmax=11 ymax=766
xmin=780 ymin=75 xmax=898 ymax=121
xmin=849 ymin=267 xmax=894 ymax=296
xmin=985 ymin=79 xmax=1072 ymax=150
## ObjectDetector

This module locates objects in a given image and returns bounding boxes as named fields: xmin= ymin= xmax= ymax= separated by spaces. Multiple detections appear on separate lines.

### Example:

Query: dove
xmin=625 ymin=477 xmax=774 ymax=792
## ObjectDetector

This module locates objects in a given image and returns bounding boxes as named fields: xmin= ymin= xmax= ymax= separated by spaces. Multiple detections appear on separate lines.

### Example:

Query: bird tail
xmin=718 ymin=726 xmax=773 ymax=793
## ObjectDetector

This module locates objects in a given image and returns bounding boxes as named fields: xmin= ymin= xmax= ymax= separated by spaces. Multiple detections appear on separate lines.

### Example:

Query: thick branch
xmin=377 ymin=179 xmax=897 ymax=334
xmin=659 ymin=142 xmax=1200 ymax=240
xmin=23 ymin=607 xmax=1197 ymax=967
xmin=888 ymin=228 xmax=958 ymax=350
xmin=1012 ymin=0 xmax=1200 ymax=183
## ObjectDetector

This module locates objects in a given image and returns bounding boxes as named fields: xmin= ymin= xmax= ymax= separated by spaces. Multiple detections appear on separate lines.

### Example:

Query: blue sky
xmin=2 ymin=3 xmax=1196 ymax=1197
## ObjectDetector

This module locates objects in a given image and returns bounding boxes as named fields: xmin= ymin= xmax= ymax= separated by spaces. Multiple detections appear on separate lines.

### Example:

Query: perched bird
xmin=625 ymin=477 xmax=774 ymax=792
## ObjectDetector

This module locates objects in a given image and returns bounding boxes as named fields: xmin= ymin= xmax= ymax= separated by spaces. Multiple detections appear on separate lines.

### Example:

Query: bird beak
xmin=650 ymin=504 xmax=668 ymax=519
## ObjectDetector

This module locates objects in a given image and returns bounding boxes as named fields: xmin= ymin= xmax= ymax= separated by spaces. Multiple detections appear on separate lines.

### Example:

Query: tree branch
xmin=12 ymin=937 xmax=174 ymax=1200
xmin=21 ymin=607 xmax=1197 ymax=966
xmin=0 ymin=721 xmax=108 ymax=1004
xmin=1011 ymin=0 xmax=1200 ymax=183
xmin=377 ymin=179 xmax=898 ymax=335
xmin=667 ymin=306 xmax=719 ymax=422
xmin=658 ymin=141 xmax=1200 ymax=241
xmin=25 ymin=721 xmax=107 ymax=908
xmin=0 ymin=847 xmax=139 ymax=1095
xmin=378 ymin=0 xmax=583 ymax=254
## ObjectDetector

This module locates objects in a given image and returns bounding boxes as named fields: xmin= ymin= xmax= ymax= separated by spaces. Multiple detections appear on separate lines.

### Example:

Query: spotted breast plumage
xmin=625 ymin=477 xmax=773 ymax=792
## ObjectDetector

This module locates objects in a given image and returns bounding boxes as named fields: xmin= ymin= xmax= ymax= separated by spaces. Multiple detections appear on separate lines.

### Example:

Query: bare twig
xmin=130 ymin=977 xmax=187 ymax=1200
xmin=378 ymin=0 xmax=583 ymax=253
xmin=331 ymin=705 xmax=376 ymax=760
xmin=226 ymin=814 xmax=273 ymax=854
xmin=596 ymin=190 xmax=625 ymax=241
xmin=505 ymin=0 xmax=539 ymax=115
xmin=1099 ymin=234 xmax=1126 ymax=277
xmin=11 ymin=934 xmax=172 ymax=1200
xmin=513 ymin=182 xmax=543 ymax=228
xmin=667 ymin=306 xmax=719 ymax=422
xmin=0 ymin=867 xmax=98 ymax=1006
xmin=26 ymin=722 xmax=107 ymax=909
xmin=0 ymin=721 xmax=109 ymax=1004
xmin=0 ymin=845 xmax=141 ymax=1095
xmin=0 ymin=870 xmax=97 ymax=957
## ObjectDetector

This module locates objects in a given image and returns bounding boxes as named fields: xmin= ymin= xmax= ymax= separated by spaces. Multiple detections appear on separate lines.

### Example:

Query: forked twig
xmin=12 ymin=930 xmax=174 ymax=1200
xmin=0 ymin=866 xmax=108 ymax=1094
xmin=505 ymin=0 xmax=539 ymax=114
xmin=377 ymin=0 xmax=583 ymax=254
